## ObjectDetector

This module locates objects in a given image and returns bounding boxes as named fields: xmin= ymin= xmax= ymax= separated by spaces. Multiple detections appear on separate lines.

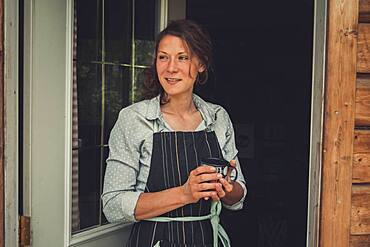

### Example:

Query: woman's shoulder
xmin=117 ymin=98 xmax=155 ymax=119
xmin=194 ymin=94 xmax=230 ymax=120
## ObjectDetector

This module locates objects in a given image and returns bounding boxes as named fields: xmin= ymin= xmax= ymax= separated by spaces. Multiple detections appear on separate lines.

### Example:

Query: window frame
xmin=69 ymin=0 xmax=169 ymax=244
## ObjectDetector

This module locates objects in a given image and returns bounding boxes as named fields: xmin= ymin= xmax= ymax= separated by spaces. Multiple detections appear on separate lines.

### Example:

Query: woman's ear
xmin=198 ymin=64 xmax=206 ymax=73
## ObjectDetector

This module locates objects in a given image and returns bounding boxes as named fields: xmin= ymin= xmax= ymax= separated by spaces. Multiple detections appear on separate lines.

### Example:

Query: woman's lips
xmin=165 ymin=77 xmax=181 ymax=85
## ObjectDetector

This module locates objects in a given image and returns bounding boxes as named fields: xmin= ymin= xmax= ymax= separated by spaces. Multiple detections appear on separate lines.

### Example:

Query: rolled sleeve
xmin=102 ymin=160 xmax=143 ymax=223
xmin=218 ymin=109 xmax=248 ymax=210
xmin=222 ymin=182 xmax=247 ymax=210
xmin=101 ymin=109 xmax=143 ymax=223
xmin=222 ymin=157 xmax=247 ymax=210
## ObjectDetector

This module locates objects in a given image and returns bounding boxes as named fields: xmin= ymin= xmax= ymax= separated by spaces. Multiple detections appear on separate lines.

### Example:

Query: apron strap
xmin=145 ymin=201 xmax=231 ymax=247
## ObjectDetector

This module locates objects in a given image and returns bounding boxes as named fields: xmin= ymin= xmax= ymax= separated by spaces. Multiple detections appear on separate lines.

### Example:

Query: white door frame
xmin=22 ymin=0 xmax=73 ymax=245
xmin=20 ymin=0 xmax=169 ymax=246
xmin=4 ymin=0 xmax=19 ymax=246
xmin=306 ymin=0 xmax=327 ymax=246
xmin=21 ymin=0 xmax=132 ymax=246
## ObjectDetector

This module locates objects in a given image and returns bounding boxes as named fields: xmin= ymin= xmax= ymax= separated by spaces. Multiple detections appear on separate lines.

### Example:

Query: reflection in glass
xmin=134 ymin=40 xmax=155 ymax=66
xmin=73 ymin=0 xmax=159 ymax=234
xmin=105 ymin=0 xmax=132 ymax=64
xmin=104 ymin=64 xmax=130 ymax=143
xmin=76 ymin=0 xmax=102 ymax=62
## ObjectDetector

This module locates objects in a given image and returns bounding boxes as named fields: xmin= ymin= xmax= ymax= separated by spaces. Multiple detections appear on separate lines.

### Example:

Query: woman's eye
xmin=178 ymin=55 xmax=189 ymax=61
xmin=158 ymin=55 xmax=168 ymax=61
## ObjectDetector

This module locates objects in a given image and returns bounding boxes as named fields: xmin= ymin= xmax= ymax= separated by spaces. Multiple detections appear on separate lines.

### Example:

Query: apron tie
xmin=145 ymin=201 xmax=231 ymax=247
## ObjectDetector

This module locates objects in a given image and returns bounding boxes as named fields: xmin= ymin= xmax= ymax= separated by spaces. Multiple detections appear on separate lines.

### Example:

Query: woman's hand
xmin=215 ymin=159 xmax=244 ymax=205
xmin=214 ymin=160 xmax=236 ymax=200
xmin=181 ymin=165 xmax=223 ymax=204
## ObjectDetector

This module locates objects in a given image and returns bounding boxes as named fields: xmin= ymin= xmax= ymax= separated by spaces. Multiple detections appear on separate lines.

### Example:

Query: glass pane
xmin=104 ymin=64 xmax=131 ymax=143
xmin=134 ymin=0 xmax=156 ymax=66
xmin=105 ymin=0 xmax=132 ymax=64
xmin=73 ymin=62 xmax=103 ymax=233
xmin=78 ymin=146 xmax=102 ymax=230
xmin=73 ymin=0 xmax=161 ymax=234
xmin=132 ymin=67 xmax=151 ymax=103
xmin=134 ymin=39 xmax=155 ymax=66
xmin=76 ymin=0 xmax=102 ymax=62
xmin=135 ymin=0 xmax=155 ymax=40
xmin=77 ymin=63 xmax=102 ymax=147
xmin=101 ymin=146 xmax=110 ymax=225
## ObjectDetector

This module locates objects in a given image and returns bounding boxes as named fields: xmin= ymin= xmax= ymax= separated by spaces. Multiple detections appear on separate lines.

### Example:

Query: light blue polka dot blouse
xmin=101 ymin=94 xmax=247 ymax=223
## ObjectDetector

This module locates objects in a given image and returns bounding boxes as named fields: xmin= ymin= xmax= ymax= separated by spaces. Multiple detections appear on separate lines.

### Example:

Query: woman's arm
xmin=134 ymin=165 xmax=222 ymax=220
xmin=213 ymin=108 xmax=247 ymax=209
xmin=211 ymin=159 xmax=244 ymax=205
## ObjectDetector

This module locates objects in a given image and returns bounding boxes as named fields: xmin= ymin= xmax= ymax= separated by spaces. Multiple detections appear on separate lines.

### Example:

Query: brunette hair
xmin=141 ymin=19 xmax=213 ymax=103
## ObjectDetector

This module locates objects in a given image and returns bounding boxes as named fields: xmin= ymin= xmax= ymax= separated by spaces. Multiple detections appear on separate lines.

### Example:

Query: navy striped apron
xmin=126 ymin=131 xmax=226 ymax=247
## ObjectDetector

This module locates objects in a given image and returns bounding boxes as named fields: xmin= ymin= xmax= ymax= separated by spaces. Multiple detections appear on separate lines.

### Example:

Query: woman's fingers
xmin=190 ymin=165 xmax=216 ymax=176
xmin=219 ymin=178 xmax=233 ymax=193
xmin=184 ymin=166 xmax=219 ymax=203
xmin=196 ymin=173 xmax=222 ymax=183
xmin=197 ymin=191 xmax=218 ymax=199
xmin=196 ymin=181 xmax=219 ymax=191
xmin=215 ymin=183 xmax=226 ymax=199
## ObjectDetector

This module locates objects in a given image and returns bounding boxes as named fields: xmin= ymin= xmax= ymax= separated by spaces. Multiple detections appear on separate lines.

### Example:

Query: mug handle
xmin=225 ymin=165 xmax=238 ymax=181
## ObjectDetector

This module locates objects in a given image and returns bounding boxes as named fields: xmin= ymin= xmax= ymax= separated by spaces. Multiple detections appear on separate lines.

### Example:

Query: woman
xmin=102 ymin=19 xmax=247 ymax=247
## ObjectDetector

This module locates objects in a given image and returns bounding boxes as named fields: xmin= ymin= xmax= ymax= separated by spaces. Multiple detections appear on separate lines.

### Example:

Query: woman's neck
xmin=161 ymin=93 xmax=197 ymax=116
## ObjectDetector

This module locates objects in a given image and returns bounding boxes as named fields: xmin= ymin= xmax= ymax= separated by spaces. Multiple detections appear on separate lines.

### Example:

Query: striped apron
xmin=126 ymin=131 xmax=231 ymax=247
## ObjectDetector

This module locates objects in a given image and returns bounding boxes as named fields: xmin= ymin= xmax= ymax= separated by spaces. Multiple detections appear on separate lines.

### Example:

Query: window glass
xmin=73 ymin=0 xmax=159 ymax=233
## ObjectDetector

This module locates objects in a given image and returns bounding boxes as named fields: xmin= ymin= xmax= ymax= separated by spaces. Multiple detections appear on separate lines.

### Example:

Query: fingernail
xmin=217 ymin=174 xmax=222 ymax=178
xmin=210 ymin=167 xmax=216 ymax=171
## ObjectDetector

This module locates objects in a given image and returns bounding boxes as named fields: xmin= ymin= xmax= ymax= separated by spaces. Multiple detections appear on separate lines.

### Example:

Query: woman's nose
xmin=167 ymin=59 xmax=178 ymax=73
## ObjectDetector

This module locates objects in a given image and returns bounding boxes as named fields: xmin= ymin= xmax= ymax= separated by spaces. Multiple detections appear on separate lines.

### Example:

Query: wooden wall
xmin=320 ymin=0 xmax=358 ymax=245
xmin=320 ymin=0 xmax=370 ymax=246
xmin=350 ymin=0 xmax=370 ymax=246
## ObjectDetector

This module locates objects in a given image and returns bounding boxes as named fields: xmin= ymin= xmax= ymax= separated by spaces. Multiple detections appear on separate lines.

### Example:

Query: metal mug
xmin=200 ymin=157 xmax=238 ymax=181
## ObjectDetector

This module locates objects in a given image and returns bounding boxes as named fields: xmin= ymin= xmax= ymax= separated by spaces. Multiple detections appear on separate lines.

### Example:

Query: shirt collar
xmin=145 ymin=95 xmax=161 ymax=121
xmin=145 ymin=94 xmax=217 ymax=128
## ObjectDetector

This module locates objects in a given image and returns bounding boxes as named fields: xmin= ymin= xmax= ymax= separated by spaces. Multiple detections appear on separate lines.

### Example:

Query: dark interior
xmin=187 ymin=1 xmax=314 ymax=246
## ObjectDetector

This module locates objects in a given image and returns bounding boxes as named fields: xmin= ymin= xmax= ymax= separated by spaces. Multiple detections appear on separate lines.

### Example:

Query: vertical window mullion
xmin=99 ymin=0 xmax=106 ymax=226
xmin=131 ymin=0 xmax=136 ymax=103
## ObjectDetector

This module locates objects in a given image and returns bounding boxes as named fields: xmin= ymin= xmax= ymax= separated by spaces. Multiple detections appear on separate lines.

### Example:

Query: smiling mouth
xmin=165 ymin=77 xmax=181 ymax=84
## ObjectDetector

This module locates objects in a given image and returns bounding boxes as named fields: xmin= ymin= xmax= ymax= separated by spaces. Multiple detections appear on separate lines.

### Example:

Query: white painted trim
xmin=23 ymin=0 xmax=33 ymax=218
xmin=306 ymin=0 xmax=327 ymax=246
xmin=4 ymin=0 xmax=19 ymax=246
xmin=159 ymin=0 xmax=168 ymax=31
xmin=70 ymin=223 xmax=133 ymax=246
xmin=65 ymin=0 xmax=74 ymax=245
xmin=26 ymin=0 xmax=70 ymax=245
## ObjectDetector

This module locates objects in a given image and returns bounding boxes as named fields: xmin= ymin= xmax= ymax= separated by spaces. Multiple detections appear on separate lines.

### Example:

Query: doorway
xmin=187 ymin=1 xmax=314 ymax=246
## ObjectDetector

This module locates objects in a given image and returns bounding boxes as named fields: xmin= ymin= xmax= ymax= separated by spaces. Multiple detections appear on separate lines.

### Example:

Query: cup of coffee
xmin=200 ymin=157 xmax=238 ymax=181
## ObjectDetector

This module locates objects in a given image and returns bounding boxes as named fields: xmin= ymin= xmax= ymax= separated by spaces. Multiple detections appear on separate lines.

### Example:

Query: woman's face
xmin=156 ymin=35 xmax=204 ymax=98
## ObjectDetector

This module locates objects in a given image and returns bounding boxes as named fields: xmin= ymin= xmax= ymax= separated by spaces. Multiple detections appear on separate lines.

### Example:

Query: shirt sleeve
xmin=101 ymin=109 xmax=143 ymax=223
xmin=218 ymin=108 xmax=247 ymax=210
xmin=222 ymin=157 xmax=247 ymax=210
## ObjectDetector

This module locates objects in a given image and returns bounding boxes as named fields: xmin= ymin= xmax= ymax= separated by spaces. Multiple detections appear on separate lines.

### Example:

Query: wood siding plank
xmin=359 ymin=0 xmax=370 ymax=23
xmin=355 ymin=76 xmax=370 ymax=126
xmin=357 ymin=24 xmax=370 ymax=73
xmin=353 ymin=131 xmax=370 ymax=183
xmin=354 ymin=130 xmax=370 ymax=154
xmin=320 ymin=0 xmax=358 ymax=246
xmin=350 ymin=235 xmax=370 ymax=247
xmin=353 ymin=153 xmax=370 ymax=183
xmin=351 ymin=185 xmax=370 ymax=235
